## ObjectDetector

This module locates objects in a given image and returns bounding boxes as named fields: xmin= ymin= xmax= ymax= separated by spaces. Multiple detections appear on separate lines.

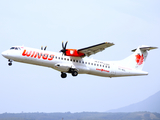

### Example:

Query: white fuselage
xmin=2 ymin=46 xmax=148 ymax=78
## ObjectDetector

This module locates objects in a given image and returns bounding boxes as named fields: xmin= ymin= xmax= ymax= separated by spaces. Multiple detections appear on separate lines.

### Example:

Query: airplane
xmin=1 ymin=42 xmax=158 ymax=78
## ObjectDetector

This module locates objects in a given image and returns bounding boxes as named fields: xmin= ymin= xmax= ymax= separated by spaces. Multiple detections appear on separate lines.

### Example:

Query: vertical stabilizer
xmin=120 ymin=45 xmax=157 ymax=70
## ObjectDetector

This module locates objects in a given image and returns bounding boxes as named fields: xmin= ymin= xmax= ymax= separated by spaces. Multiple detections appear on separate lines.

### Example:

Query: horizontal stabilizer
xmin=132 ymin=46 xmax=158 ymax=52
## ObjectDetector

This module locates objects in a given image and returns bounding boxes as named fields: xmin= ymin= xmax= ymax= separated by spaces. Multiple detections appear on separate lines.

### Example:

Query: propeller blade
xmin=64 ymin=41 xmax=68 ymax=49
xmin=62 ymin=41 xmax=64 ymax=49
xmin=60 ymin=41 xmax=68 ymax=55
xmin=44 ymin=46 xmax=47 ymax=51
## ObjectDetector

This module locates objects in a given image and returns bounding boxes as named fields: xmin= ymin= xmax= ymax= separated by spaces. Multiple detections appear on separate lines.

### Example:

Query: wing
xmin=78 ymin=42 xmax=114 ymax=57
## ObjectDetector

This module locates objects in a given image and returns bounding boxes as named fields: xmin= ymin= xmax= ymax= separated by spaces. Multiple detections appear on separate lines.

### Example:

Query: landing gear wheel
xmin=8 ymin=59 xmax=12 ymax=66
xmin=72 ymin=71 xmax=78 ymax=77
xmin=61 ymin=72 xmax=67 ymax=78
xmin=8 ymin=59 xmax=12 ymax=62
xmin=8 ymin=62 xmax=12 ymax=66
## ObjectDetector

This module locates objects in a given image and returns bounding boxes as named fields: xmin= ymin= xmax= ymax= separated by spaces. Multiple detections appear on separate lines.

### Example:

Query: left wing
xmin=78 ymin=42 xmax=114 ymax=57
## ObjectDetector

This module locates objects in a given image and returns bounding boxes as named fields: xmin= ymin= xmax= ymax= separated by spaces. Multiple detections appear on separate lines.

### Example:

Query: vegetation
xmin=0 ymin=112 xmax=160 ymax=120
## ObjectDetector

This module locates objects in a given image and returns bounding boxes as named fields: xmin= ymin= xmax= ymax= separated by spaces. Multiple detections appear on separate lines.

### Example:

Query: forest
xmin=0 ymin=112 xmax=160 ymax=120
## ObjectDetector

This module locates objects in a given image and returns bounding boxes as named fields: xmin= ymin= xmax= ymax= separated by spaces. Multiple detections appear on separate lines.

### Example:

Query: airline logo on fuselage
xmin=96 ymin=68 xmax=109 ymax=72
xmin=22 ymin=49 xmax=54 ymax=60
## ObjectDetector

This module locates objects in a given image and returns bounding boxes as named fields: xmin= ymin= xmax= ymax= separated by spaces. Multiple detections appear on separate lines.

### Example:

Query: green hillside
xmin=108 ymin=91 xmax=160 ymax=113
xmin=0 ymin=112 xmax=160 ymax=120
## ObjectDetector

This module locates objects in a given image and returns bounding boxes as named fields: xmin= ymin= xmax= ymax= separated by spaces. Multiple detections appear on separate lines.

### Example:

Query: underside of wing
xmin=78 ymin=42 xmax=114 ymax=57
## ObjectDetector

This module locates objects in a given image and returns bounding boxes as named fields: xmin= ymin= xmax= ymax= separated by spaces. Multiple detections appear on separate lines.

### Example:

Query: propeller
xmin=60 ymin=41 xmax=68 ymax=55
xmin=41 ymin=46 xmax=43 ymax=50
xmin=44 ymin=46 xmax=47 ymax=51
xmin=41 ymin=46 xmax=47 ymax=51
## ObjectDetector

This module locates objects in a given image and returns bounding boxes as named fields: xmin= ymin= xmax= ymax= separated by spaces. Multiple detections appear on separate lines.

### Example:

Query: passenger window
xmin=103 ymin=65 xmax=104 ymax=67
xmin=88 ymin=62 xmax=90 ymax=65
xmin=91 ymin=63 xmax=93 ymax=65
xmin=82 ymin=61 xmax=84 ymax=64
xmin=76 ymin=60 xmax=78 ymax=63
xmin=55 ymin=56 xmax=57 ymax=59
xmin=73 ymin=60 xmax=75 ymax=62
xmin=61 ymin=57 xmax=63 ymax=60
xmin=100 ymin=65 xmax=101 ymax=67
xmin=108 ymin=66 xmax=110 ymax=68
xmin=105 ymin=66 xmax=107 ymax=68
xmin=97 ymin=64 xmax=99 ymax=66
xmin=64 ymin=58 xmax=66 ymax=60
xmin=58 ymin=57 xmax=60 ymax=59
xmin=38 ymin=53 xmax=42 ymax=56
xmin=49 ymin=55 xmax=54 ymax=58
xmin=67 ymin=59 xmax=69 ymax=61
xmin=85 ymin=62 xmax=87 ymax=64
xmin=70 ymin=59 xmax=72 ymax=61
xmin=79 ymin=61 xmax=81 ymax=63
xmin=94 ymin=64 xmax=96 ymax=66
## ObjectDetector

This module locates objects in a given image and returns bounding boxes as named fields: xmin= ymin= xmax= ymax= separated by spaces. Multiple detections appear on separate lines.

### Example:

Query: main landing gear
xmin=61 ymin=70 xmax=78 ymax=78
xmin=8 ymin=59 xmax=12 ymax=66
xmin=72 ymin=71 xmax=78 ymax=76
xmin=61 ymin=72 xmax=67 ymax=78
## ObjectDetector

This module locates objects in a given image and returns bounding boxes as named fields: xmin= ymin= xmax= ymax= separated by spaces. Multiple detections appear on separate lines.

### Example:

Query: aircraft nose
xmin=1 ymin=51 xmax=8 ymax=57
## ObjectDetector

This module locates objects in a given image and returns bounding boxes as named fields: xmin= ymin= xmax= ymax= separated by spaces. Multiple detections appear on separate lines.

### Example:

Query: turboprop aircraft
xmin=1 ymin=42 xmax=158 ymax=78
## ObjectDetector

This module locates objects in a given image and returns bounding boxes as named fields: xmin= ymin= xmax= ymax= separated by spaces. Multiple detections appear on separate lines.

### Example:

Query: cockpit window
xmin=10 ymin=47 xmax=21 ymax=50
xmin=10 ymin=47 xmax=15 ymax=50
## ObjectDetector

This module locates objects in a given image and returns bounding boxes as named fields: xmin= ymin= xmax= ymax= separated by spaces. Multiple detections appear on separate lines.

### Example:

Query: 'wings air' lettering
xmin=22 ymin=50 xmax=54 ymax=61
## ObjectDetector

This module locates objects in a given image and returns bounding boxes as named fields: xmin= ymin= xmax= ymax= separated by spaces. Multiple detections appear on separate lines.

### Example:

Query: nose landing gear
xmin=8 ymin=59 xmax=12 ymax=66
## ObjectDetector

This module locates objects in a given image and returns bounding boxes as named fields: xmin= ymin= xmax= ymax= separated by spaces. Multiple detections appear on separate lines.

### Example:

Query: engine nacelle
xmin=65 ymin=49 xmax=85 ymax=57
xmin=54 ymin=63 xmax=72 ymax=72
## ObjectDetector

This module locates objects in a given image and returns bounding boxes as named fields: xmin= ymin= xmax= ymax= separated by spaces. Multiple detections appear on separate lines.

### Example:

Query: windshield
xmin=10 ymin=47 xmax=21 ymax=50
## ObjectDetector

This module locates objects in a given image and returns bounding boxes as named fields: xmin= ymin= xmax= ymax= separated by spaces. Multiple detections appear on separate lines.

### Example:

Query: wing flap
xmin=78 ymin=42 xmax=114 ymax=57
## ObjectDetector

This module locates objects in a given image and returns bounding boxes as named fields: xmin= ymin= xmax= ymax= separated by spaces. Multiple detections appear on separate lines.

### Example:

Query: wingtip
xmin=105 ymin=42 xmax=115 ymax=45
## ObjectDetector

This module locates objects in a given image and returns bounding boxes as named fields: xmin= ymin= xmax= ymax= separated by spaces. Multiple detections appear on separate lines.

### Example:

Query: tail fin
xmin=120 ymin=45 xmax=158 ymax=70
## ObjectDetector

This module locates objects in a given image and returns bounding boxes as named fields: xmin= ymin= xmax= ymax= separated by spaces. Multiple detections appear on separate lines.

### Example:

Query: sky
xmin=0 ymin=0 xmax=160 ymax=113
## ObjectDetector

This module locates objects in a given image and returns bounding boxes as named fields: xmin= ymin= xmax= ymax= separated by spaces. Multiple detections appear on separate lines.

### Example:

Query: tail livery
xmin=120 ymin=45 xmax=158 ymax=70
xmin=120 ymin=45 xmax=157 ymax=70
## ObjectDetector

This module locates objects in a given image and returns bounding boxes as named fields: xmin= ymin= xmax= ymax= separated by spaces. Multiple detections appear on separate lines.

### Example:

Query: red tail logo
xmin=135 ymin=54 xmax=144 ymax=65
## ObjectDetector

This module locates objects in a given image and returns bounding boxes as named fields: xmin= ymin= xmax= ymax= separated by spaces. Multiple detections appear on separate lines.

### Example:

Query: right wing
xmin=78 ymin=42 xmax=114 ymax=57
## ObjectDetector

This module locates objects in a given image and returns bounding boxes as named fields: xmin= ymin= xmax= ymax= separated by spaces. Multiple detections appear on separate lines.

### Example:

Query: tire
xmin=72 ymin=71 xmax=78 ymax=76
xmin=8 ymin=62 xmax=12 ymax=66
xmin=61 ymin=72 xmax=67 ymax=78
